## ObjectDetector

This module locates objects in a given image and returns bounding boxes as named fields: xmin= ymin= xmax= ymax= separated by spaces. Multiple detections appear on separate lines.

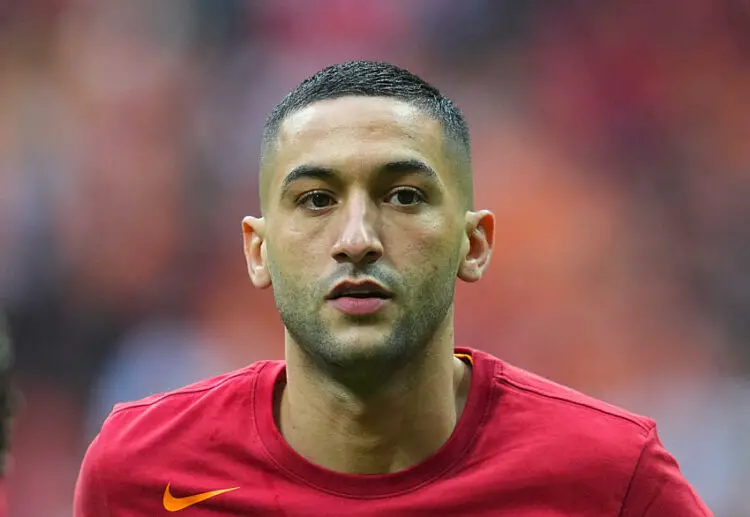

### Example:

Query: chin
xmin=333 ymin=328 xmax=393 ymax=354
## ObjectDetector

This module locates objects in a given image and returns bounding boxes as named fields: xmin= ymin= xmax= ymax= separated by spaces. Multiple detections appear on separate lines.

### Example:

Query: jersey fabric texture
xmin=74 ymin=348 xmax=712 ymax=516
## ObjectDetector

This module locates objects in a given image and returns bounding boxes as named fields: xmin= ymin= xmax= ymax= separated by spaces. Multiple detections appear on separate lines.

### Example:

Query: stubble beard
xmin=272 ymin=267 xmax=456 ymax=396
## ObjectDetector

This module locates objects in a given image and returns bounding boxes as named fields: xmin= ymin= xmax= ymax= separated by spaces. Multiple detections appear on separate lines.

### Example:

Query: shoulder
xmin=462 ymin=349 xmax=694 ymax=512
xmin=470 ymin=348 xmax=654 ymax=438
xmin=468 ymin=350 xmax=709 ymax=514
xmin=494 ymin=355 xmax=654 ymax=437
xmin=75 ymin=361 xmax=282 ymax=514
xmin=470 ymin=349 xmax=656 ymax=480
xmin=110 ymin=361 xmax=266 ymax=412
xmin=87 ymin=360 xmax=280 ymax=463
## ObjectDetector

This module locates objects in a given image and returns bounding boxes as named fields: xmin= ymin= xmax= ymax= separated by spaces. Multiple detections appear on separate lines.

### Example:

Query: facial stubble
xmin=269 ymin=256 xmax=458 ymax=395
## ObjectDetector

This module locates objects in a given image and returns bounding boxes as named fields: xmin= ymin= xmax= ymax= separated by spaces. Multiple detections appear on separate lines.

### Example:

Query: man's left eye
xmin=386 ymin=188 xmax=424 ymax=206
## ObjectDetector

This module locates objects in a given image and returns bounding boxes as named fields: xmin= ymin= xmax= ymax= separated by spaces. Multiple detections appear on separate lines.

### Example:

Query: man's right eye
xmin=298 ymin=191 xmax=335 ymax=210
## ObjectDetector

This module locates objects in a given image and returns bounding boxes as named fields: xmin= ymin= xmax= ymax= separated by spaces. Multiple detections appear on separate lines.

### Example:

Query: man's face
xmin=245 ymin=96 xmax=490 ymax=376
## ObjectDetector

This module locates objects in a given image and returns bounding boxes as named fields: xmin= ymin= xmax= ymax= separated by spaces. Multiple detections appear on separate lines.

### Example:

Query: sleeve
xmin=74 ymin=433 xmax=110 ymax=517
xmin=619 ymin=426 xmax=713 ymax=517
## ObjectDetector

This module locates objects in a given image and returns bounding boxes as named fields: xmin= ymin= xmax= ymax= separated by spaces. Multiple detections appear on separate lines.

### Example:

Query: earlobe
xmin=458 ymin=210 xmax=495 ymax=283
xmin=242 ymin=216 xmax=272 ymax=289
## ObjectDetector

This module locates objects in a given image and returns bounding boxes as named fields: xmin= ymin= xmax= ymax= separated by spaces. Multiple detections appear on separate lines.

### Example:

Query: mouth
xmin=326 ymin=280 xmax=393 ymax=300
xmin=326 ymin=280 xmax=392 ymax=316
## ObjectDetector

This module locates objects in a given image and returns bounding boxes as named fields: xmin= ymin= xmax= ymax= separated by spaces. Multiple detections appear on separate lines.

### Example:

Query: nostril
xmin=362 ymin=250 xmax=381 ymax=264
xmin=332 ymin=247 xmax=382 ymax=264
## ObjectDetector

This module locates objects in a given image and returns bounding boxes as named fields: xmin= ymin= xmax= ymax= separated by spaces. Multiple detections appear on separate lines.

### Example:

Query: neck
xmin=278 ymin=326 xmax=471 ymax=475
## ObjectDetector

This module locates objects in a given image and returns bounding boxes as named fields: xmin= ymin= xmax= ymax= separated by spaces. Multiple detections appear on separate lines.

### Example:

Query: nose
xmin=331 ymin=195 xmax=383 ymax=265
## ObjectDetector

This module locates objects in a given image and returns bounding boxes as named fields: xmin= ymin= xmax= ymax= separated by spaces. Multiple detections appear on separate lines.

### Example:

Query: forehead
xmin=271 ymin=96 xmax=447 ymax=179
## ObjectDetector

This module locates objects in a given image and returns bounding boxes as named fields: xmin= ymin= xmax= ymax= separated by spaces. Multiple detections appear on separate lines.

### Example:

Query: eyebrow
xmin=379 ymin=159 xmax=438 ymax=180
xmin=280 ymin=165 xmax=337 ymax=195
xmin=280 ymin=159 xmax=438 ymax=196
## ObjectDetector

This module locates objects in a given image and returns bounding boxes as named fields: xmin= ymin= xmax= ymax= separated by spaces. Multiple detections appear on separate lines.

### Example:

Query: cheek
xmin=269 ymin=219 xmax=329 ymax=264
xmin=384 ymin=217 xmax=459 ymax=273
xmin=265 ymin=242 xmax=305 ymax=286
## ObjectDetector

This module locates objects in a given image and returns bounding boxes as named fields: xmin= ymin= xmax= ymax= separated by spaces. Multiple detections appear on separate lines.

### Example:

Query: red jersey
xmin=74 ymin=348 xmax=711 ymax=516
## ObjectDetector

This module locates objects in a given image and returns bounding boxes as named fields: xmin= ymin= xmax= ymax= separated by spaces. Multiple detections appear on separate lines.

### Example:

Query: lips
xmin=326 ymin=280 xmax=393 ymax=300
xmin=326 ymin=280 xmax=392 ymax=316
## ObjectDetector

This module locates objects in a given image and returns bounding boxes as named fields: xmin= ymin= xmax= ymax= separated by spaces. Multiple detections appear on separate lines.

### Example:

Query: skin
xmin=243 ymin=96 xmax=494 ymax=475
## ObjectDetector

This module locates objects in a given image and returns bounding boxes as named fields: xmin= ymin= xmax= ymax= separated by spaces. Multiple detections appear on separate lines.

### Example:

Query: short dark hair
xmin=260 ymin=61 xmax=473 ymax=208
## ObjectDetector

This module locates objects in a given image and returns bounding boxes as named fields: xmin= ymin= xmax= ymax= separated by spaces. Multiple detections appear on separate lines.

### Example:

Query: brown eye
xmin=300 ymin=191 xmax=335 ymax=210
xmin=387 ymin=188 xmax=424 ymax=207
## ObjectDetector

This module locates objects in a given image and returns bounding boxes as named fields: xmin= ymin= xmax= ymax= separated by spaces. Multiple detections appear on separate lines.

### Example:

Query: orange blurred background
xmin=2 ymin=1 xmax=749 ymax=516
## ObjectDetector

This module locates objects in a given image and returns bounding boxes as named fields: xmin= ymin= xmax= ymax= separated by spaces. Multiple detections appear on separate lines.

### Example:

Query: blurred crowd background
xmin=1 ymin=1 xmax=749 ymax=516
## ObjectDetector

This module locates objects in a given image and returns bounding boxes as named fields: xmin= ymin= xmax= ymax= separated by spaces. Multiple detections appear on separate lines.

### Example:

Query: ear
xmin=458 ymin=209 xmax=495 ymax=283
xmin=242 ymin=216 xmax=272 ymax=289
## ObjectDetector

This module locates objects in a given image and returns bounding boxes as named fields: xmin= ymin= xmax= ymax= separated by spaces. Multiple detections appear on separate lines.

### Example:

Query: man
xmin=75 ymin=61 xmax=711 ymax=516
